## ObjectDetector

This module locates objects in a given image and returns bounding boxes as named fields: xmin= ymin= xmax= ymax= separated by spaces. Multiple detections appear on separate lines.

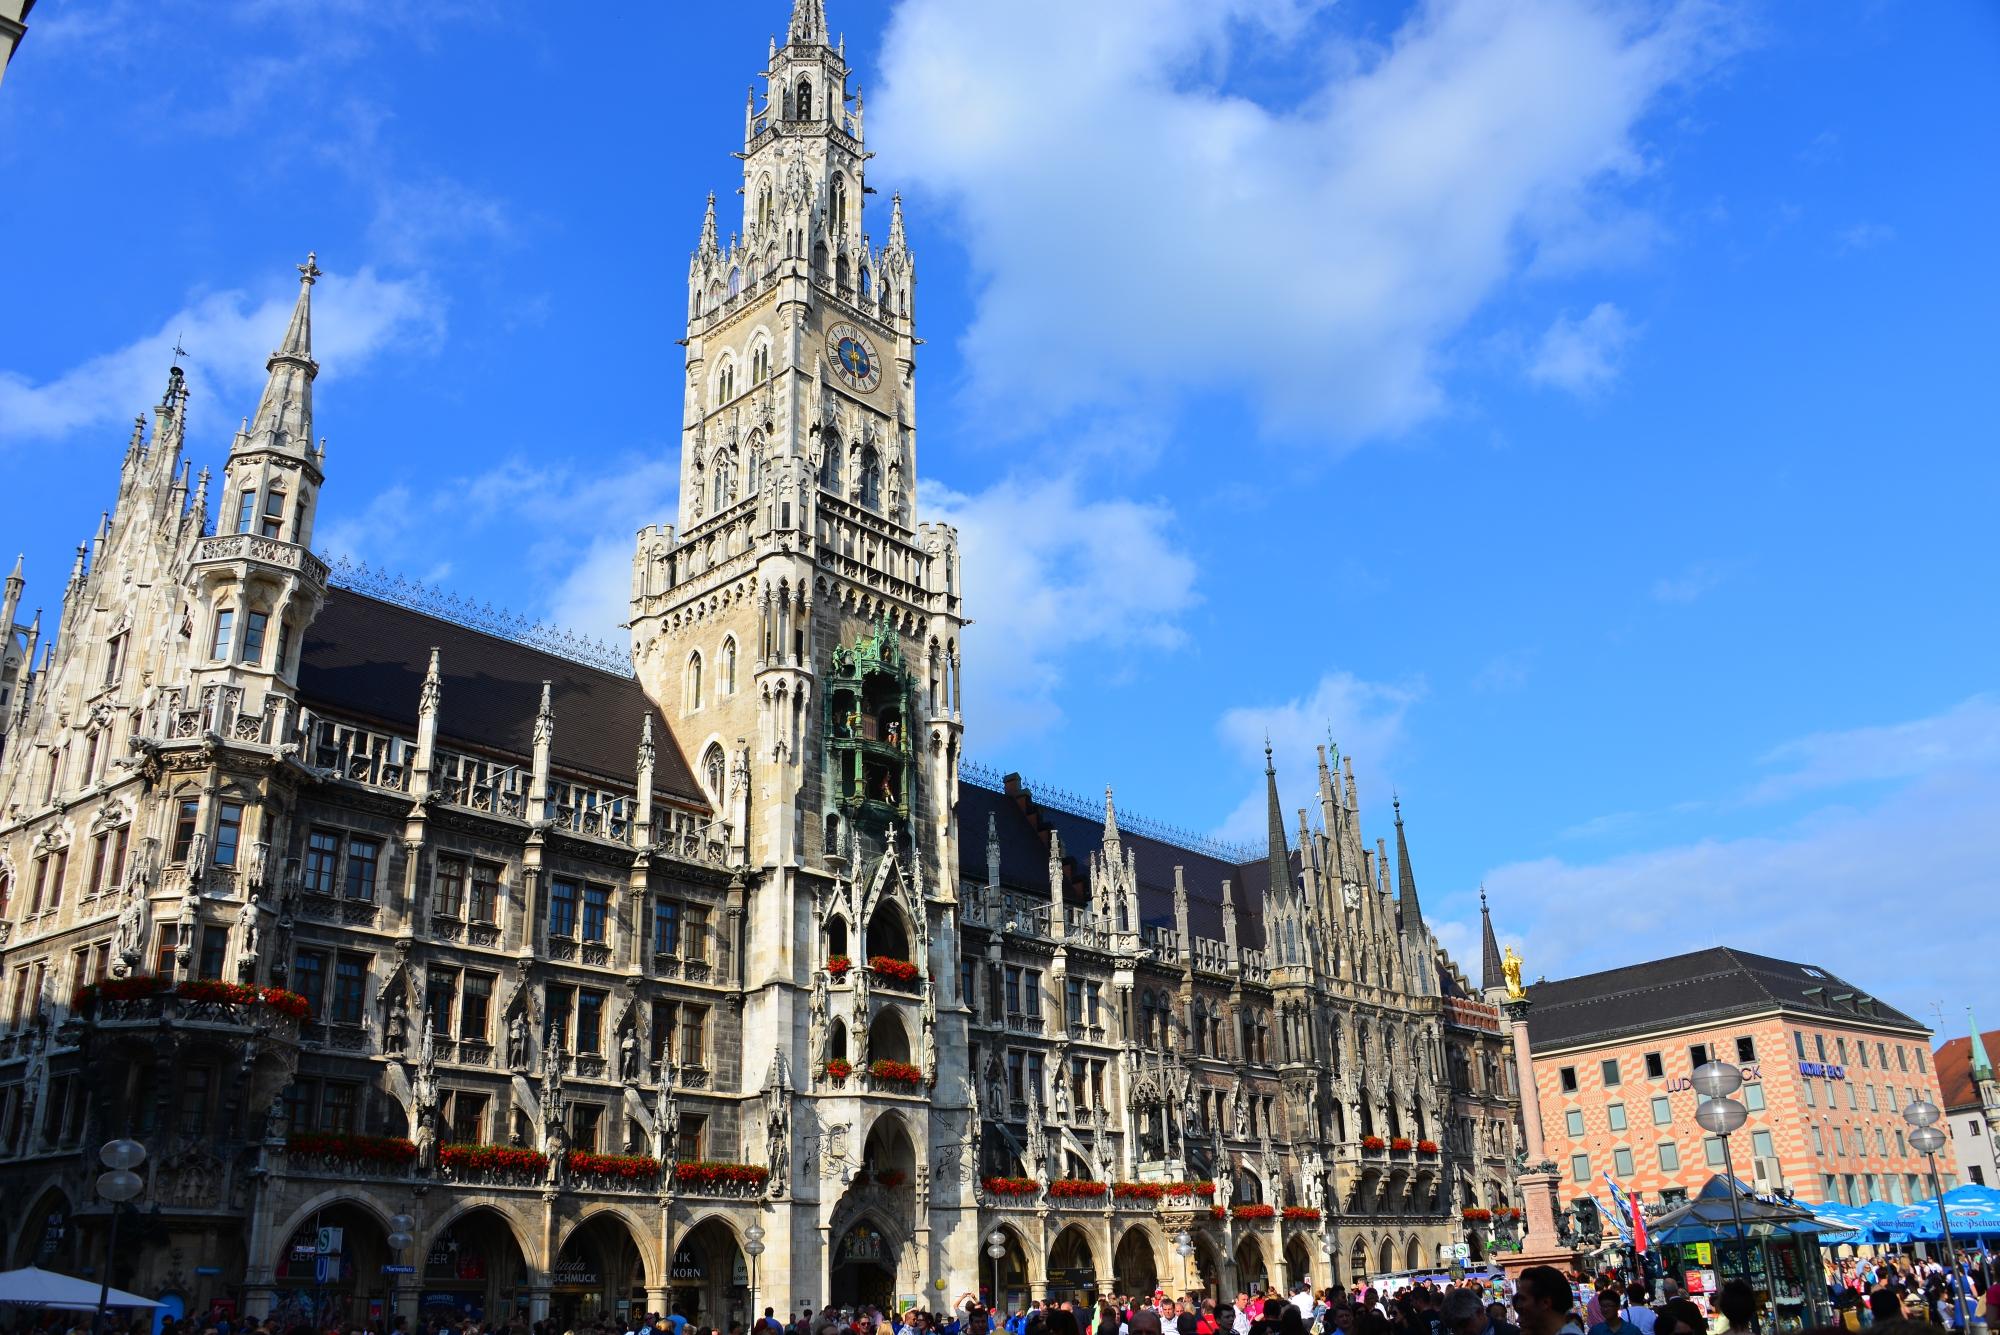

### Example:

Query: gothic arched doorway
xmin=1047 ymin=1225 xmax=1098 ymax=1304
xmin=1234 ymin=1235 xmax=1267 ymax=1293
xmin=672 ymin=1219 xmax=745 ymax=1329
xmin=1349 ymin=1237 xmax=1369 ymax=1287
xmin=1114 ymin=1227 xmax=1159 ymax=1300
xmin=1284 ymin=1234 xmax=1315 ymax=1289
xmin=417 ymin=1205 xmax=533 ymax=1328
xmin=552 ymin=1213 xmax=649 ymax=1328
xmin=829 ymin=1220 xmax=896 ymax=1312
xmin=270 ymin=1201 xmax=391 ymax=1330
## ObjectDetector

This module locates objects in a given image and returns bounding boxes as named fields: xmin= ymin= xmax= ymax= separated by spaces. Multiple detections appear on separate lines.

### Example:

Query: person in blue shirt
xmin=1582 ymin=1292 xmax=1641 ymax=1335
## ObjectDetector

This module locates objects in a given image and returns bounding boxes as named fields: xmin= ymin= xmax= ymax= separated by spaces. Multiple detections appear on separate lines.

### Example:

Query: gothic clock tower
xmin=628 ymin=0 xmax=975 ymax=1303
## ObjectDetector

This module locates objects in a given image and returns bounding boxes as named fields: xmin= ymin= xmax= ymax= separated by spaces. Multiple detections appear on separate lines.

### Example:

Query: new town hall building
xmin=0 ymin=2 xmax=1517 ymax=1324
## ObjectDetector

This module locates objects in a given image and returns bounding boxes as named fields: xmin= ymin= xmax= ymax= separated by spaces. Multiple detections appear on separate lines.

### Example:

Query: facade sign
xmin=1666 ymin=1064 xmax=1761 ymax=1094
xmin=1798 ymin=1061 xmax=1846 ymax=1079
xmin=670 ymin=1246 xmax=705 ymax=1282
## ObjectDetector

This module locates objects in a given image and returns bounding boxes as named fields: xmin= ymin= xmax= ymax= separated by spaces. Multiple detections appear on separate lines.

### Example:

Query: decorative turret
xmin=788 ymin=0 xmax=827 ymax=48
xmin=1263 ymin=742 xmax=1292 ymax=905
xmin=1479 ymin=887 xmax=1506 ymax=1001
xmin=1393 ymin=795 xmax=1424 ymax=933
xmin=241 ymin=254 xmax=320 ymax=463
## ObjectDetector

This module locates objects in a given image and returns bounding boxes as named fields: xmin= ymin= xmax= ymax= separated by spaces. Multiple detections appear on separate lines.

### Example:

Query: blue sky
xmin=2 ymin=0 xmax=1997 ymax=1033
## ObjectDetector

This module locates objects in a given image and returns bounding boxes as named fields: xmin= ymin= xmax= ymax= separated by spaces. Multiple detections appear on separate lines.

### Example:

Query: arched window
xmin=831 ymin=176 xmax=847 ymax=231
xmin=702 ymin=743 xmax=726 ymax=801
xmin=718 ymin=363 xmax=735 ymax=403
xmin=820 ymin=435 xmax=843 ymax=492
xmin=687 ymin=652 xmax=704 ymax=710
xmin=859 ymin=268 xmax=872 ymax=297
xmin=751 ymin=345 xmax=770 ymax=383
xmin=727 ymin=266 xmax=741 ymax=298
xmin=797 ymin=78 xmax=813 ymax=120
xmin=813 ymin=241 xmax=829 ymax=275
xmin=712 ymin=449 xmax=736 ymax=512
xmin=836 ymin=255 xmax=851 ymax=290
xmin=756 ymin=179 xmax=774 ymax=230
xmin=744 ymin=446 xmax=761 ymax=495
xmin=721 ymin=637 xmax=738 ymax=695
xmin=858 ymin=447 xmax=881 ymax=508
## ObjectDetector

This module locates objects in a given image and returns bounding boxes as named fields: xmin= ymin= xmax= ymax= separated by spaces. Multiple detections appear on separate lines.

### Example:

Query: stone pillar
xmin=528 ymin=1285 xmax=552 ymax=1323
xmin=240 ymin=1286 xmax=277 ymax=1321
xmin=647 ymin=1288 xmax=672 ymax=1318
xmin=1496 ymin=998 xmax=1578 ymax=1280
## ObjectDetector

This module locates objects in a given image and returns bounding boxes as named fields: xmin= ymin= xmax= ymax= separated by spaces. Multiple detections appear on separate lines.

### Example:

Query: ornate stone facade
xmin=0 ymin=1 xmax=1513 ymax=1322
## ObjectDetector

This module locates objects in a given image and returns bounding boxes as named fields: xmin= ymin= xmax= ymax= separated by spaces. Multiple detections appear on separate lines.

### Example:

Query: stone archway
xmin=982 ymin=1224 xmax=1033 ymax=1313
xmin=1377 ymin=1239 xmax=1395 ymax=1276
xmin=11 ymin=1186 xmax=74 ymax=1271
xmin=830 ymin=1218 xmax=897 ymax=1312
xmin=1114 ymin=1225 xmax=1161 ymax=1300
xmin=1283 ymin=1234 xmax=1315 ymax=1290
xmin=1404 ymin=1237 xmax=1421 ymax=1271
xmin=1047 ymin=1224 xmax=1098 ymax=1304
xmin=268 ymin=1200 xmax=394 ymax=1330
xmin=1189 ymin=1230 xmax=1227 ymax=1299
xmin=672 ymin=1217 xmax=745 ymax=1329
xmin=1234 ymin=1235 xmax=1268 ymax=1293
xmin=552 ymin=1210 xmax=652 ymax=1328
xmin=418 ymin=1203 xmax=536 ymax=1327
xmin=1349 ymin=1237 xmax=1370 ymax=1288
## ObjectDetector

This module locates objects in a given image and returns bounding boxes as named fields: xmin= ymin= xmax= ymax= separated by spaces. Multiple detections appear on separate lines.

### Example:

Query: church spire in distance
xmin=1479 ymin=886 xmax=1505 ymax=994
xmin=1264 ymin=741 xmax=1293 ymax=903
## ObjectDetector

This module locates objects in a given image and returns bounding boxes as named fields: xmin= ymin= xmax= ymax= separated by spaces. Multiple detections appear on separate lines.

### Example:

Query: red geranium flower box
xmin=984 ymin=1176 xmax=1041 ymax=1197
xmin=1114 ymin=1182 xmax=1165 ymax=1200
xmin=870 ymin=1058 xmax=923 ymax=1086
xmin=1282 ymin=1207 xmax=1321 ymax=1222
xmin=567 ymin=1150 xmax=661 ymax=1181
xmin=288 ymin=1132 xmax=418 ymax=1166
xmin=1361 ymin=1136 xmax=1386 ymax=1151
xmin=1232 ymin=1204 xmax=1277 ymax=1221
xmin=1049 ymin=1179 xmax=1108 ymax=1199
xmin=825 ymin=1058 xmax=853 ymax=1079
xmin=1462 ymin=1207 xmax=1493 ymax=1222
xmin=1391 ymin=1137 xmax=1413 ymax=1151
xmin=868 ymin=955 xmax=920 ymax=984
xmin=675 ymin=1160 xmax=770 ymax=1188
xmin=827 ymin=955 xmax=853 ymax=977
xmin=1417 ymin=1140 xmax=1440 ymax=1155
xmin=72 ymin=974 xmax=308 ymax=1020
xmin=440 ymin=1143 xmax=548 ymax=1175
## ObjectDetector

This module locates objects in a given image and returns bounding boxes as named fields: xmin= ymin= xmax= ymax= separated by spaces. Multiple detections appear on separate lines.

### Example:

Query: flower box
xmin=567 ymin=1150 xmax=661 ymax=1181
xmin=1361 ymin=1136 xmax=1386 ymax=1151
xmin=1501 ymin=1207 xmax=1523 ymax=1219
xmin=675 ymin=1160 xmax=770 ymax=1188
xmin=1462 ymin=1207 xmax=1493 ymax=1222
xmin=984 ymin=1176 xmax=1041 ymax=1197
xmin=824 ymin=1058 xmax=853 ymax=1080
xmin=288 ymin=1132 xmax=418 ymax=1167
xmin=1114 ymin=1182 xmax=1164 ymax=1200
xmin=73 ymin=974 xmax=309 ymax=1020
xmin=827 ymin=955 xmax=853 ymax=977
xmin=868 ymin=955 xmax=920 ymax=985
xmin=1232 ymin=1204 xmax=1277 ymax=1221
xmin=1049 ymin=1179 xmax=1108 ymax=1199
xmin=1391 ymin=1137 xmax=1413 ymax=1151
xmin=1417 ymin=1140 xmax=1440 ymax=1155
xmin=869 ymin=1058 xmax=923 ymax=1086
xmin=1282 ymin=1207 xmax=1322 ymax=1222
xmin=1210 ymin=1206 xmax=1226 ymax=1220
xmin=440 ymin=1143 xmax=548 ymax=1175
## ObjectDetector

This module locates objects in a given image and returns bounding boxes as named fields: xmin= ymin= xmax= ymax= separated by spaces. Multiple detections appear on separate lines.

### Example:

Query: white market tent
xmin=0 ymin=1267 xmax=163 ymax=1311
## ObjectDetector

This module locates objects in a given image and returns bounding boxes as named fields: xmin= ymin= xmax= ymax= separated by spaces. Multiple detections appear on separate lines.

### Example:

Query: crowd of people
xmin=13 ymin=1261 xmax=2000 ymax=1335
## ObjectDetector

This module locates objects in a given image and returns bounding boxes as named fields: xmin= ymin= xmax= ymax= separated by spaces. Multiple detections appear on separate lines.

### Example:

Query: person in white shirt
xmin=1620 ymin=1287 xmax=1655 ymax=1335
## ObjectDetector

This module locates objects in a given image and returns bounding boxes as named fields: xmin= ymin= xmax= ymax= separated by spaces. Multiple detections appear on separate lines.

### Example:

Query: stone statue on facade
xmin=921 ymin=984 xmax=938 ymax=1086
xmin=1232 ymin=1078 xmax=1248 ymax=1139
xmin=1053 ymin=1069 xmax=1070 ymax=1121
xmin=1212 ymin=1153 xmax=1233 ymax=1210
xmin=766 ymin=1092 xmax=791 ymax=1197
xmin=113 ymin=891 xmax=150 ymax=976
xmin=383 ymin=990 xmax=409 ymax=1056
xmin=1302 ymin=1148 xmax=1326 ymax=1213
xmin=619 ymin=1026 xmax=641 ymax=1083
xmin=653 ymin=1083 xmax=681 ymax=1165
xmin=809 ymin=969 xmax=830 ymax=1069
xmin=506 ymin=1009 xmax=531 ymax=1071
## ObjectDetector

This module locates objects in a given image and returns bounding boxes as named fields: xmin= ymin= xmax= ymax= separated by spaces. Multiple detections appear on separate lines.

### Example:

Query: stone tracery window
xmin=702 ymin=744 xmax=726 ymax=802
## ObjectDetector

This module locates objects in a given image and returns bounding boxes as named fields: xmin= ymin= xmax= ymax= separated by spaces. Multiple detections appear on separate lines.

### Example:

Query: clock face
xmin=827 ymin=323 xmax=883 ymax=393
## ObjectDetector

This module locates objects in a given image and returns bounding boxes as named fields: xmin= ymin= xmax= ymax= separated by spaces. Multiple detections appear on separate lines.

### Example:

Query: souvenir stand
xmin=1648 ymin=1176 xmax=1833 ymax=1332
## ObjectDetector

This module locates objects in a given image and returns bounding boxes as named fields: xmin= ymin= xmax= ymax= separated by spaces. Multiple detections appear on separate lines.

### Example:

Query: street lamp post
xmin=1903 ymin=1100 xmax=1969 ymax=1333
xmin=91 ymin=1138 xmax=148 ymax=1335
xmin=744 ymin=1224 xmax=766 ymax=1334
xmin=1174 ymin=1230 xmax=1195 ymax=1299
xmin=386 ymin=1213 xmax=415 ymax=1327
xmin=1692 ymin=1061 xmax=1751 ymax=1285
xmin=986 ymin=1231 xmax=1008 ymax=1314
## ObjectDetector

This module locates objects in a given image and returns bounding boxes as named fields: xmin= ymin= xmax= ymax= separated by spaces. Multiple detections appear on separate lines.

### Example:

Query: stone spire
xmin=242 ymin=253 xmax=321 ymax=460
xmin=887 ymin=192 xmax=907 ymax=250
xmin=635 ymin=713 xmax=657 ymax=842
xmin=1103 ymin=785 xmax=1121 ymax=848
xmin=1393 ymin=795 xmax=1423 ymax=932
xmin=698 ymin=193 xmax=720 ymax=260
xmin=1479 ymin=886 xmax=1505 ymax=995
xmin=1972 ymin=1009 xmax=1995 ymax=1083
xmin=789 ymin=0 xmax=827 ymax=47
xmin=1263 ymin=742 xmax=1292 ymax=904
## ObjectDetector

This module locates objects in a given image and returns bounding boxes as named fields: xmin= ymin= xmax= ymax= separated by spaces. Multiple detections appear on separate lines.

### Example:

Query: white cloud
xmin=1650 ymin=557 xmax=1729 ymax=603
xmin=1527 ymin=301 xmax=1638 ymax=394
xmin=1213 ymin=670 xmax=1425 ymax=842
xmin=925 ymin=473 xmax=1199 ymax=744
xmin=874 ymin=0 xmax=1734 ymax=440
xmin=1746 ymin=694 xmax=2000 ymax=804
xmin=1479 ymin=697 xmax=2000 ymax=1020
xmin=0 ymin=266 xmax=440 ymax=446
xmin=367 ymin=177 xmax=518 ymax=268
xmin=315 ymin=455 xmax=680 ymax=649
xmin=1836 ymin=221 xmax=1895 ymax=252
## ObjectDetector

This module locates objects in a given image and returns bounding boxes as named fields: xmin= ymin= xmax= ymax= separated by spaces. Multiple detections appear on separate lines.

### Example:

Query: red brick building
xmin=1524 ymin=948 xmax=1956 ymax=1222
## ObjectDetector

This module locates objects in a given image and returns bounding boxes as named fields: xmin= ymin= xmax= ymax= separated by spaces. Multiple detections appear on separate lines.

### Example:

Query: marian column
xmin=1496 ymin=948 xmax=1580 ymax=1278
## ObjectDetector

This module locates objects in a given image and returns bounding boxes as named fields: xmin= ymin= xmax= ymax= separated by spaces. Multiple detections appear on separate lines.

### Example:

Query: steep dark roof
xmin=954 ymin=779 xmax=1272 ymax=945
xmin=299 ymin=587 xmax=702 ymax=803
xmin=1935 ymin=1027 xmax=2000 ymax=1112
xmin=1523 ymin=947 xmax=1926 ymax=1053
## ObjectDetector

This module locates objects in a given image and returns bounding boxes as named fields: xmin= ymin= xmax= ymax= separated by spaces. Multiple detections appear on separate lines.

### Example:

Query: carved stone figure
xmin=652 ymin=1086 xmax=681 ymax=1164
xmin=413 ymin=1106 xmax=439 ymax=1174
xmin=384 ymin=991 xmax=409 ymax=1056
xmin=507 ymin=1011 xmax=531 ymax=1071
xmin=619 ymin=1027 xmax=641 ymax=1083
xmin=1303 ymin=1149 xmax=1326 ymax=1213
xmin=766 ymin=1095 xmax=791 ymax=1196
xmin=265 ymin=1093 xmax=287 ymax=1143
xmin=809 ymin=970 xmax=829 ymax=1068
xmin=113 ymin=892 xmax=150 ymax=975
xmin=984 ymin=1050 xmax=1007 ymax=1113
xmin=1232 ymin=1078 xmax=1248 ymax=1139
xmin=1212 ymin=1154 xmax=1233 ymax=1210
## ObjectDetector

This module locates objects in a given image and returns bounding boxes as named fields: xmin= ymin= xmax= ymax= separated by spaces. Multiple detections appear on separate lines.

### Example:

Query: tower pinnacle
xmin=242 ymin=252 xmax=321 ymax=459
xmin=1393 ymin=794 xmax=1423 ymax=931
xmin=1479 ymin=886 xmax=1505 ymax=994
xmin=789 ymin=0 xmax=828 ymax=47
xmin=1971 ymin=1009 xmax=1995 ymax=1082
xmin=1264 ymin=742 xmax=1292 ymax=903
